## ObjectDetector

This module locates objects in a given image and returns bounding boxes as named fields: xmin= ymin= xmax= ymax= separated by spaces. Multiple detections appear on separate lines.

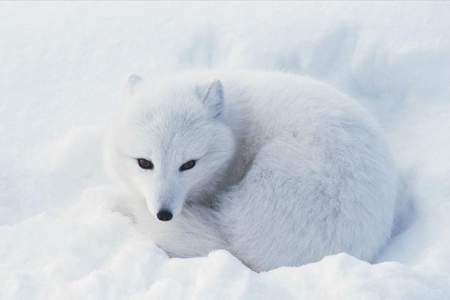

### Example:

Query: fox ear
xmin=201 ymin=80 xmax=224 ymax=118
xmin=127 ymin=74 xmax=143 ymax=94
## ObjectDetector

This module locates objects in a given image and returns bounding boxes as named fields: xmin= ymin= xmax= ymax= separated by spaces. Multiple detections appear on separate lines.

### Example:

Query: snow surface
xmin=1 ymin=2 xmax=450 ymax=299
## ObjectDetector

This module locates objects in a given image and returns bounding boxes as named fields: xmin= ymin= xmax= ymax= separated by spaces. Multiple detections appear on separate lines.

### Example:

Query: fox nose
xmin=157 ymin=209 xmax=173 ymax=221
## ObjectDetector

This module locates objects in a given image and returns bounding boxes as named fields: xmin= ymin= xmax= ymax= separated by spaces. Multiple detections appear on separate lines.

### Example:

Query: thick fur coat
xmin=104 ymin=71 xmax=398 ymax=272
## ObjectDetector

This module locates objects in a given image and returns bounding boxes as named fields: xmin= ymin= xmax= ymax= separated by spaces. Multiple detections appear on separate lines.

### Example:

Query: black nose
xmin=157 ymin=209 xmax=173 ymax=221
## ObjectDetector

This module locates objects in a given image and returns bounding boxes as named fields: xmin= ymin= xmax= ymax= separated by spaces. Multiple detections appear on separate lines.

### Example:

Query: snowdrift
xmin=1 ymin=2 xmax=450 ymax=299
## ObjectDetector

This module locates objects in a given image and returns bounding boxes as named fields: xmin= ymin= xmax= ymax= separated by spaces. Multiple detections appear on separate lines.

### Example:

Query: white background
xmin=1 ymin=2 xmax=450 ymax=299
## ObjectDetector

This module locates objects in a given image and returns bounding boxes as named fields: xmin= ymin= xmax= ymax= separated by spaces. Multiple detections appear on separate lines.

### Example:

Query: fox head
xmin=105 ymin=74 xmax=236 ymax=221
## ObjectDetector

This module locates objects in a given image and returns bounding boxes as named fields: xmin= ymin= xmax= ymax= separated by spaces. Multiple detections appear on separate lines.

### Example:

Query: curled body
xmin=104 ymin=71 xmax=398 ymax=272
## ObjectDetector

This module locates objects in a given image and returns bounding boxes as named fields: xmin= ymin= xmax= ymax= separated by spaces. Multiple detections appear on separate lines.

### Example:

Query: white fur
xmin=104 ymin=71 xmax=398 ymax=272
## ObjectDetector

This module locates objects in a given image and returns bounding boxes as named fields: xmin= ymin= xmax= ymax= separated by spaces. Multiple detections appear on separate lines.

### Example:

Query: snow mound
xmin=1 ymin=2 xmax=450 ymax=299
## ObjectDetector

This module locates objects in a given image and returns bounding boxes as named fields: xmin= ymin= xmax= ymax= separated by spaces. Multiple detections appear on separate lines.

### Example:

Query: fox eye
xmin=137 ymin=158 xmax=154 ymax=170
xmin=179 ymin=160 xmax=196 ymax=171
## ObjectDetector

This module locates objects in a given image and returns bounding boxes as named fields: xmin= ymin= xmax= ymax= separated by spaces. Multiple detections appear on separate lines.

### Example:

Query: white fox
xmin=104 ymin=71 xmax=398 ymax=272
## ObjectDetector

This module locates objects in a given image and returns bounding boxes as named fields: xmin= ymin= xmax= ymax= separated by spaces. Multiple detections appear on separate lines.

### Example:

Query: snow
xmin=1 ymin=2 xmax=450 ymax=299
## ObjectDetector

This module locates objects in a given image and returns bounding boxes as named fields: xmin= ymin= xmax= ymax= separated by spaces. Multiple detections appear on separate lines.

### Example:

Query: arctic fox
xmin=104 ymin=71 xmax=398 ymax=272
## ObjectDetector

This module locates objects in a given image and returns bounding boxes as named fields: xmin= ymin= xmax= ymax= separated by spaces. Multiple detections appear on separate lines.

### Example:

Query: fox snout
xmin=147 ymin=199 xmax=176 ymax=222
xmin=146 ymin=188 xmax=185 ymax=222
